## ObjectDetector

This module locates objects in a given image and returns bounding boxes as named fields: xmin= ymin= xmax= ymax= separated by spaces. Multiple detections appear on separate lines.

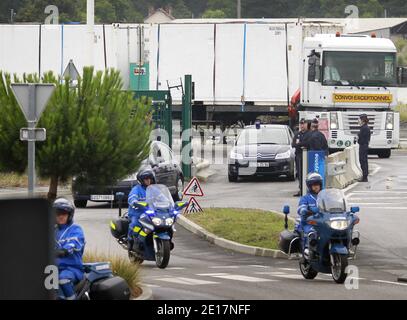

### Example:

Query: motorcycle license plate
xmin=90 ymin=195 xmax=114 ymax=201
xmin=249 ymin=162 xmax=269 ymax=168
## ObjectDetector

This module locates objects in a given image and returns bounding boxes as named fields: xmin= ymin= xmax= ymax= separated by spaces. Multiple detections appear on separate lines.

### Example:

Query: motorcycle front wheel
xmin=155 ymin=239 xmax=171 ymax=269
xmin=299 ymin=258 xmax=318 ymax=280
xmin=331 ymin=254 xmax=348 ymax=284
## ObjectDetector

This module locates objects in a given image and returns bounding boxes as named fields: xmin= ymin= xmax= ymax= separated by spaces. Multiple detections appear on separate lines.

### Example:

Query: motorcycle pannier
xmin=279 ymin=230 xmax=301 ymax=254
xmin=90 ymin=276 xmax=131 ymax=300
xmin=110 ymin=218 xmax=129 ymax=239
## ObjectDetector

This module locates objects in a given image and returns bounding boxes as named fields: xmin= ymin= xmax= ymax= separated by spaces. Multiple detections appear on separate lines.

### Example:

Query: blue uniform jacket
xmin=55 ymin=223 xmax=85 ymax=270
xmin=128 ymin=184 xmax=147 ymax=219
xmin=297 ymin=193 xmax=318 ymax=223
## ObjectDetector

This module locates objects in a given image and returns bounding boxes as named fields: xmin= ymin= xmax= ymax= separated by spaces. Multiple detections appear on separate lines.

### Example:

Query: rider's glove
xmin=55 ymin=249 xmax=69 ymax=258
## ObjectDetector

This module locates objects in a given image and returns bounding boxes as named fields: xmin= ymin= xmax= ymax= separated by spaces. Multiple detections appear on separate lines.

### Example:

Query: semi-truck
xmin=292 ymin=33 xmax=406 ymax=158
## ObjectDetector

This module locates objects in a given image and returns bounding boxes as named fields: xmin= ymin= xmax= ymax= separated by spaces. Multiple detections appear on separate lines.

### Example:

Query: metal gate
xmin=133 ymin=90 xmax=173 ymax=148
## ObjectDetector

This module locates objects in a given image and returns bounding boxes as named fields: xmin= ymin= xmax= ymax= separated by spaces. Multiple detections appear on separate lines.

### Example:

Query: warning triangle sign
xmin=183 ymin=177 xmax=204 ymax=197
xmin=185 ymin=197 xmax=203 ymax=214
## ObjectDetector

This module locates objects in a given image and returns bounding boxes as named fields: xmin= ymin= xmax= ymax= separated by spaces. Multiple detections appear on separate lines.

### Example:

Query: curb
xmin=177 ymin=214 xmax=288 ymax=259
xmin=133 ymin=284 xmax=154 ymax=300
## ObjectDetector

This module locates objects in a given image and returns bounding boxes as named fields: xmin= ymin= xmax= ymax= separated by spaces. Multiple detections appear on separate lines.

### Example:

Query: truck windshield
xmin=322 ymin=51 xmax=397 ymax=87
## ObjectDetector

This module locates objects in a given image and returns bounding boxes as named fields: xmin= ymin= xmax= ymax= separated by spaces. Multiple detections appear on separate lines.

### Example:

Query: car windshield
xmin=317 ymin=189 xmax=347 ymax=213
xmin=322 ymin=51 xmax=397 ymax=87
xmin=146 ymin=184 xmax=174 ymax=211
xmin=237 ymin=128 xmax=289 ymax=145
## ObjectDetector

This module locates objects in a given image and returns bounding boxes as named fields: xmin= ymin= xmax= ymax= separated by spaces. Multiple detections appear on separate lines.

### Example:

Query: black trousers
xmin=295 ymin=153 xmax=303 ymax=191
xmin=359 ymin=144 xmax=369 ymax=178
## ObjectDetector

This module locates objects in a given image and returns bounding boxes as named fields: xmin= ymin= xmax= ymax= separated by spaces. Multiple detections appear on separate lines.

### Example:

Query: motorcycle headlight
xmin=330 ymin=112 xmax=338 ymax=130
xmin=165 ymin=218 xmax=174 ymax=226
xmin=328 ymin=220 xmax=349 ymax=230
xmin=230 ymin=150 xmax=243 ymax=160
xmin=386 ymin=112 xmax=394 ymax=130
xmin=275 ymin=150 xmax=291 ymax=160
xmin=152 ymin=217 xmax=162 ymax=226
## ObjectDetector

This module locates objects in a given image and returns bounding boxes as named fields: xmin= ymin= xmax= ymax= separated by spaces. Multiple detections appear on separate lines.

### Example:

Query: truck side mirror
xmin=308 ymin=52 xmax=320 ymax=82
xmin=397 ymin=67 xmax=407 ymax=87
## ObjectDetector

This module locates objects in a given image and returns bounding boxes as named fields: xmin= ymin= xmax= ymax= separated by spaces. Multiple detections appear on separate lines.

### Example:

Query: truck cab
xmin=298 ymin=33 xmax=403 ymax=158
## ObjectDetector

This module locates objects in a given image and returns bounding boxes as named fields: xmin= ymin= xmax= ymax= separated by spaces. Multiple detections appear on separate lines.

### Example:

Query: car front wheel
xmin=74 ymin=200 xmax=87 ymax=208
xmin=173 ymin=176 xmax=184 ymax=201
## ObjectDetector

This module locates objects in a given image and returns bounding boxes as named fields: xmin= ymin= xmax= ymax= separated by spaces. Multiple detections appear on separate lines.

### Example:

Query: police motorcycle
xmin=55 ymin=251 xmax=131 ymax=300
xmin=110 ymin=184 xmax=188 ymax=269
xmin=279 ymin=189 xmax=361 ymax=284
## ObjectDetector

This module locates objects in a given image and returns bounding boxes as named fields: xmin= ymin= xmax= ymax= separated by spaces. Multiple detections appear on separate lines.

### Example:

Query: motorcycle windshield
xmin=317 ymin=189 xmax=347 ymax=213
xmin=146 ymin=184 xmax=174 ymax=211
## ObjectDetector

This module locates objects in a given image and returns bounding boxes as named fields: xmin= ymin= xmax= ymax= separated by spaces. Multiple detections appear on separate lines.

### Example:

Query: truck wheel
xmin=74 ymin=200 xmax=87 ymax=208
xmin=331 ymin=254 xmax=348 ymax=284
xmin=228 ymin=173 xmax=238 ymax=182
xmin=299 ymin=258 xmax=318 ymax=280
xmin=155 ymin=239 xmax=171 ymax=269
xmin=378 ymin=149 xmax=391 ymax=159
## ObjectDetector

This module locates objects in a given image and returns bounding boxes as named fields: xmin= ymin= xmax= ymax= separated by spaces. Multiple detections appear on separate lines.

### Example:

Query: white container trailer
xmin=146 ymin=20 xmax=343 ymax=118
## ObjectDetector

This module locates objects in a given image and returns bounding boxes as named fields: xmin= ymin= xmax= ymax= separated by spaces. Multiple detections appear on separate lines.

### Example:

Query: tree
xmin=0 ymin=73 xmax=27 ymax=172
xmin=202 ymin=9 xmax=227 ymax=18
xmin=16 ymin=0 xmax=82 ymax=23
xmin=0 ymin=68 xmax=152 ymax=200
xmin=172 ymin=0 xmax=192 ymax=18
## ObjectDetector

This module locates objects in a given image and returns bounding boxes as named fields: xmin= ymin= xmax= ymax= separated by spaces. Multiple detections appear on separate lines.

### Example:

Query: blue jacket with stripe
xmin=297 ymin=193 xmax=318 ymax=223
xmin=128 ymin=184 xmax=147 ymax=219
xmin=56 ymin=223 xmax=85 ymax=270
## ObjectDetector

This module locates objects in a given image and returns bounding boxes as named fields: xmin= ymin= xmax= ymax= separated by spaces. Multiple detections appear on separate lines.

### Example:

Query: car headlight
xmin=386 ymin=112 xmax=394 ymax=130
xmin=330 ymin=112 xmax=338 ymax=130
xmin=152 ymin=218 xmax=162 ymax=226
xmin=230 ymin=151 xmax=244 ymax=160
xmin=328 ymin=220 xmax=349 ymax=230
xmin=165 ymin=218 xmax=174 ymax=226
xmin=275 ymin=150 xmax=291 ymax=160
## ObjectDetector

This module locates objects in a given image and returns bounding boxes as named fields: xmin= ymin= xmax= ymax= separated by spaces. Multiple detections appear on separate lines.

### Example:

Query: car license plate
xmin=90 ymin=195 xmax=115 ymax=201
xmin=249 ymin=162 xmax=270 ymax=168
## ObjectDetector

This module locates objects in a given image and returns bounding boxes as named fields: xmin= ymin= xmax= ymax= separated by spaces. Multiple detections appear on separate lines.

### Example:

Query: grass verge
xmin=187 ymin=208 xmax=294 ymax=250
xmin=83 ymin=251 xmax=142 ymax=298
xmin=0 ymin=172 xmax=50 ymax=188
xmin=396 ymin=104 xmax=407 ymax=123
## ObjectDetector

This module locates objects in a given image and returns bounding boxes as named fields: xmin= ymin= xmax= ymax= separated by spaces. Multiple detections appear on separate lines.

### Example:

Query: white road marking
xmin=255 ymin=272 xmax=304 ymax=280
xmin=165 ymin=267 xmax=186 ymax=270
xmin=278 ymin=268 xmax=297 ymax=271
xmin=247 ymin=265 xmax=270 ymax=268
xmin=144 ymin=283 xmax=160 ymax=288
xmin=372 ymin=280 xmax=407 ymax=286
xmin=158 ymin=277 xmax=219 ymax=286
xmin=197 ymin=273 xmax=275 ymax=282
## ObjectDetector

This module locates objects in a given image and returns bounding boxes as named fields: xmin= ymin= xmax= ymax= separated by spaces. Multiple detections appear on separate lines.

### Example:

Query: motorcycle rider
xmin=296 ymin=173 xmax=324 ymax=259
xmin=127 ymin=168 xmax=156 ymax=251
xmin=54 ymin=198 xmax=85 ymax=300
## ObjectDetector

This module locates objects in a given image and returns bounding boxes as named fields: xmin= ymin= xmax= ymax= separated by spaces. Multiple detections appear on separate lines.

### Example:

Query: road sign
xmin=63 ymin=59 xmax=80 ymax=81
xmin=20 ymin=128 xmax=46 ymax=142
xmin=183 ymin=177 xmax=204 ymax=197
xmin=11 ymin=84 xmax=55 ymax=122
xmin=185 ymin=197 xmax=203 ymax=214
xmin=11 ymin=83 xmax=55 ymax=196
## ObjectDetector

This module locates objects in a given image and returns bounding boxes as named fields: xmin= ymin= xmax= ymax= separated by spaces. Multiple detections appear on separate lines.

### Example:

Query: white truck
xmin=294 ymin=33 xmax=404 ymax=158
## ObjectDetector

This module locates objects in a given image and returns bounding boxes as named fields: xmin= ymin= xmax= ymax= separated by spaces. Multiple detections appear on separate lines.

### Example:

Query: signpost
xmin=11 ymin=83 xmax=55 ymax=196
xmin=183 ymin=177 xmax=204 ymax=214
